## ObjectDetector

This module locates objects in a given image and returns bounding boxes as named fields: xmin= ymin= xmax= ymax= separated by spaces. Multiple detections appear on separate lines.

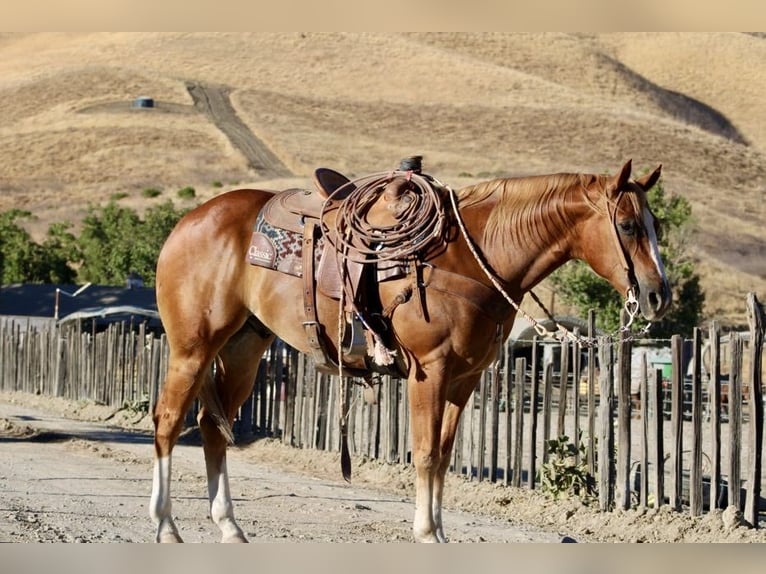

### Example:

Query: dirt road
xmin=186 ymin=81 xmax=293 ymax=178
xmin=0 ymin=399 xmax=562 ymax=543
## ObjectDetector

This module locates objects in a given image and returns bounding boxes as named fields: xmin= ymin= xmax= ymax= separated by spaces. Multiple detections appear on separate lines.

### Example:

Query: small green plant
xmin=177 ymin=186 xmax=196 ymax=199
xmin=142 ymin=187 xmax=162 ymax=198
xmin=211 ymin=180 xmax=223 ymax=188
xmin=110 ymin=192 xmax=129 ymax=201
xmin=539 ymin=433 xmax=595 ymax=501
xmin=122 ymin=395 xmax=150 ymax=416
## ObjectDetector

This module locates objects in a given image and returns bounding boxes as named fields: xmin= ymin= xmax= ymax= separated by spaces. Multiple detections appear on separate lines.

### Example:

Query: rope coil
xmin=320 ymin=171 xmax=447 ymax=263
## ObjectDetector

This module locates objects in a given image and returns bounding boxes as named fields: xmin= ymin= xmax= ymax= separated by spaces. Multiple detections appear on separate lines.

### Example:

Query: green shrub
xmin=110 ymin=192 xmax=129 ymax=201
xmin=177 ymin=186 xmax=196 ymax=199
xmin=211 ymin=181 xmax=223 ymax=188
xmin=142 ymin=188 xmax=162 ymax=198
xmin=539 ymin=433 xmax=595 ymax=501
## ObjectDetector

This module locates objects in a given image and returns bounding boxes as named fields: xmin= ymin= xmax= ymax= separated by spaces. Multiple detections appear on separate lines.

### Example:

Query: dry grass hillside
xmin=0 ymin=32 xmax=764 ymax=327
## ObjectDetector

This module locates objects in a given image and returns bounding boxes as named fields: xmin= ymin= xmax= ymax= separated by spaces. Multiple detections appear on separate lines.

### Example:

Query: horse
xmin=149 ymin=159 xmax=671 ymax=543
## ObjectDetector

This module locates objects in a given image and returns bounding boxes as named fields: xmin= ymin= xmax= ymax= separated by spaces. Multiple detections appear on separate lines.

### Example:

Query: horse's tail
xmin=197 ymin=355 xmax=236 ymax=446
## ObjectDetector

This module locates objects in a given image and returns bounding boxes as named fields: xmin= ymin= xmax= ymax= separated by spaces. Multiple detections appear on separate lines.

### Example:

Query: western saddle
xmin=248 ymin=158 xmax=445 ymax=378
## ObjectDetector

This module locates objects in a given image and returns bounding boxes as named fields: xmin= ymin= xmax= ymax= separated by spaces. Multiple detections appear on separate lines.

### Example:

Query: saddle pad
xmin=247 ymin=213 xmax=320 ymax=277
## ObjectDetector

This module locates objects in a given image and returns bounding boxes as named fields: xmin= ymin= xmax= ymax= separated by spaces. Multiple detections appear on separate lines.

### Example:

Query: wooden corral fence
xmin=1 ymin=294 xmax=764 ymax=527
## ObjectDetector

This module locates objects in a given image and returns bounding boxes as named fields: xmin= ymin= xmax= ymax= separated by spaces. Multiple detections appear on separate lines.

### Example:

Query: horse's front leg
xmin=432 ymin=378 xmax=476 ymax=542
xmin=432 ymin=401 xmax=462 ymax=542
xmin=407 ymin=365 xmax=448 ymax=543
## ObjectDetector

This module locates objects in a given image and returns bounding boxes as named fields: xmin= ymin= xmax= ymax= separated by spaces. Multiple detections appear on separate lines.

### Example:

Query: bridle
xmin=604 ymin=186 xmax=642 ymax=331
xmin=443 ymin=177 xmax=649 ymax=347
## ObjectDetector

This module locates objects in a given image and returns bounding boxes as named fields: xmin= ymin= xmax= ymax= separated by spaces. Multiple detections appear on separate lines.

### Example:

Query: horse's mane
xmin=456 ymin=173 xmax=607 ymax=248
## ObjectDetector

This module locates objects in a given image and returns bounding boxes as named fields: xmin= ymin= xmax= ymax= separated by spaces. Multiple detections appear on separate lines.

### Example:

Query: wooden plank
xmin=477 ymin=371 xmax=488 ymax=481
xmin=745 ymin=293 xmax=764 ymax=528
xmin=616 ymin=332 xmax=632 ymax=510
xmin=728 ymin=333 xmax=743 ymax=510
xmin=369 ymin=379 xmax=381 ymax=459
xmin=598 ymin=337 xmax=615 ymax=512
xmin=503 ymin=341 xmax=513 ymax=485
xmin=709 ymin=321 xmax=722 ymax=510
xmin=557 ymin=339 xmax=570 ymax=438
xmin=489 ymin=347 xmax=501 ymax=482
xmin=587 ymin=312 xmax=597 ymax=477
xmin=650 ymin=367 xmax=665 ymax=508
xmin=527 ymin=337 xmax=540 ymax=489
xmin=639 ymin=352 xmax=649 ymax=509
xmin=293 ymin=352 xmax=306 ymax=447
xmin=387 ymin=376 xmax=398 ymax=464
xmin=572 ymin=334 xmax=582 ymax=464
xmin=513 ymin=357 xmax=525 ymax=488
xmin=690 ymin=328 xmax=704 ymax=516
xmin=541 ymin=362 xmax=553 ymax=465
xmin=669 ymin=334 xmax=684 ymax=512
xmin=468 ymin=380 xmax=477 ymax=479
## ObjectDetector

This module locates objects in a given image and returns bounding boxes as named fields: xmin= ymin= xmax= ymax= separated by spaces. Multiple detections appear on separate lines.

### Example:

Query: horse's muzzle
xmin=638 ymin=278 xmax=672 ymax=321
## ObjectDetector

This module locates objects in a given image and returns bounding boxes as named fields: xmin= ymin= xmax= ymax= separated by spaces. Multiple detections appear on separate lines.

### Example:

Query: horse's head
xmin=578 ymin=160 xmax=672 ymax=322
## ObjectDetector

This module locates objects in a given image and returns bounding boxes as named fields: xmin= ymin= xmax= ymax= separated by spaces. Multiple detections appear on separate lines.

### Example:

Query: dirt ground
xmin=1 ymin=390 xmax=764 ymax=543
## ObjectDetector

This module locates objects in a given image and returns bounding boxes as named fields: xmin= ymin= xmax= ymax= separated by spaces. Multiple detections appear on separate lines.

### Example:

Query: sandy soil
xmin=1 ymin=390 xmax=764 ymax=543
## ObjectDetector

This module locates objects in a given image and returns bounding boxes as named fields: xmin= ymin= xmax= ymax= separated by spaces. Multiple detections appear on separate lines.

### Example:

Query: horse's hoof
xmin=156 ymin=531 xmax=184 ymax=543
xmin=222 ymin=533 xmax=249 ymax=543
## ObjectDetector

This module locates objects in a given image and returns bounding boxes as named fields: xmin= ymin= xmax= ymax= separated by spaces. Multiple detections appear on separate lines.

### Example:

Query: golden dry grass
xmin=0 ymin=32 xmax=764 ymax=326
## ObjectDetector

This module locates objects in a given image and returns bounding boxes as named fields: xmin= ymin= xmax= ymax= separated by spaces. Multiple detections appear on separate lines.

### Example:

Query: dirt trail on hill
xmin=186 ymin=81 xmax=293 ymax=178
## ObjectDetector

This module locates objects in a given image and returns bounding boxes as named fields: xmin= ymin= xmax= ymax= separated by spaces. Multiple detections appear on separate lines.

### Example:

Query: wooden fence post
xmin=616 ymin=327 xmax=632 ymax=510
xmin=513 ymin=357 xmax=525 ymax=487
xmin=598 ymin=336 xmax=615 ymax=511
xmin=650 ymin=367 xmax=664 ymax=508
xmin=745 ymin=293 xmax=764 ymax=528
xmin=728 ymin=332 xmax=743 ymax=510
xmin=527 ymin=338 xmax=540 ymax=489
xmin=557 ymin=339 xmax=569 ymax=438
xmin=709 ymin=321 xmax=722 ymax=510
xmin=489 ymin=347 xmax=502 ymax=482
xmin=587 ymin=311 xmax=597 ymax=477
xmin=477 ymin=370 xmax=488 ymax=481
xmin=541 ymin=362 xmax=553 ymax=466
xmin=690 ymin=327 xmax=703 ymax=516
xmin=669 ymin=334 xmax=684 ymax=512
xmin=639 ymin=352 xmax=649 ymax=509
xmin=572 ymin=332 xmax=582 ymax=464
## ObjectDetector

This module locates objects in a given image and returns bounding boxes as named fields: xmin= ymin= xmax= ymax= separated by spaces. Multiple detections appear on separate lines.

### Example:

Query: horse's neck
xmin=462 ymin=195 xmax=579 ymax=295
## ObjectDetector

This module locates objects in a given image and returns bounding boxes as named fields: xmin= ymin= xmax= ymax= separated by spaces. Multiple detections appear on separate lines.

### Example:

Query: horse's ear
xmin=608 ymin=159 xmax=632 ymax=196
xmin=634 ymin=164 xmax=662 ymax=191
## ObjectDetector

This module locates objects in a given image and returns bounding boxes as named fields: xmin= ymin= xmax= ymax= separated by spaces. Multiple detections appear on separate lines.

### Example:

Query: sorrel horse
xmin=149 ymin=159 xmax=671 ymax=543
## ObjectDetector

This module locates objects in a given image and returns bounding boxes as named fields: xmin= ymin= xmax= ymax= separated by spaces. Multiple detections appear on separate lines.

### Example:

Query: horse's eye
xmin=618 ymin=220 xmax=636 ymax=236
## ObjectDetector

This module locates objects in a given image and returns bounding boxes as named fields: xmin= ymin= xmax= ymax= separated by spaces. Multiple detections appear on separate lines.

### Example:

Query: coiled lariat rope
xmin=321 ymin=170 xmax=448 ymax=263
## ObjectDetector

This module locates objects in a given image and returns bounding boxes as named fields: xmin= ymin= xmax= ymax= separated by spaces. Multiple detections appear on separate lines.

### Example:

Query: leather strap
xmin=302 ymin=222 xmax=329 ymax=368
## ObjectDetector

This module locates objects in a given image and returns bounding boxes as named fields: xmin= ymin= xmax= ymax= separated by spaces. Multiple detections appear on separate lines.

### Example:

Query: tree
xmin=549 ymin=177 xmax=704 ymax=339
xmin=0 ymin=210 xmax=76 ymax=284
xmin=75 ymin=200 xmax=189 ymax=286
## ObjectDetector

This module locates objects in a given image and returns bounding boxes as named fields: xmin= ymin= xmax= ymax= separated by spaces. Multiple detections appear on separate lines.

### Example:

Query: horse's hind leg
xmin=150 ymin=348 xmax=212 ymax=542
xmin=198 ymin=323 xmax=274 ymax=543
